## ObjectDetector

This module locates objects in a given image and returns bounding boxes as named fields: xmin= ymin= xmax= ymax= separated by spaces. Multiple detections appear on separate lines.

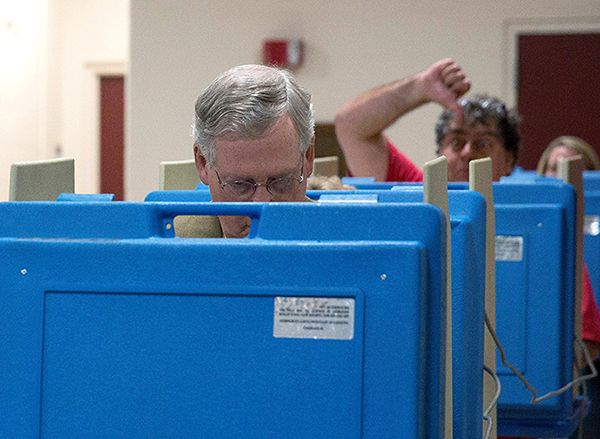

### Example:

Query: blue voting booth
xmin=313 ymin=178 xmax=588 ymax=437
xmin=145 ymin=184 xmax=488 ymax=438
xmin=311 ymin=187 xmax=487 ymax=439
xmin=493 ymin=181 xmax=584 ymax=437
xmin=0 ymin=201 xmax=446 ymax=438
xmin=584 ymin=170 xmax=600 ymax=192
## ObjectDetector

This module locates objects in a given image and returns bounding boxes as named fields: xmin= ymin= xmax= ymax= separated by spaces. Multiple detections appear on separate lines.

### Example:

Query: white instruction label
xmin=584 ymin=215 xmax=600 ymax=236
xmin=273 ymin=297 xmax=354 ymax=340
xmin=495 ymin=235 xmax=524 ymax=261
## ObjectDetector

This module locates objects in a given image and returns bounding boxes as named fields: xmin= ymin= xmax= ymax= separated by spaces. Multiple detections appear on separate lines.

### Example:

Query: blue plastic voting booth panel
xmin=1 ymin=202 xmax=170 ymax=239
xmin=341 ymin=177 xmax=468 ymax=191
xmin=56 ymin=193 xmax=116 ymax=202
xmin=0 ymin=202 xmax=446 ymax=439
xmin=309 ymin=188 xmax=486 ymax=439
xmin=145 ymin=189 xmax=212 ymax=202
xmin=493 ymin=182 xmax=581 ymax=437
xmin=583 ymin=170 xmax=600 ymax=191
xmin=509 ymin=167 xmax=537 ymax=179
xmin=336 ymin=180 xmax=585 ymax=436
xmin=585 ymin=190 xmax=600 ymax=304
xmin=141 ymin=186 xmax=486 ymax=438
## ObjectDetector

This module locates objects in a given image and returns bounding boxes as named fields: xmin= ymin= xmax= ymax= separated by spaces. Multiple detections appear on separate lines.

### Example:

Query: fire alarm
xmin=262 ymin=39 xmax=304 ymax=69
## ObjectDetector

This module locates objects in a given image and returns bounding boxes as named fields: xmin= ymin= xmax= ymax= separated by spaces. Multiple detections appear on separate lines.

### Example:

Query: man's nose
xmin=461 ymin=142 xmax=476 ymax=159
xmin=250 ymin=185 xmax=273 ymax=202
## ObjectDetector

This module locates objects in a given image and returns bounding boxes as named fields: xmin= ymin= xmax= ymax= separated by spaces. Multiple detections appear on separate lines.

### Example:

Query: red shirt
xmin=383 ymin=139 xmax=600 ymax=344
xmin=583 ymin=264 xmax=600 ymax=343
xmin=384 ymin=139 xmax=423 ymax=182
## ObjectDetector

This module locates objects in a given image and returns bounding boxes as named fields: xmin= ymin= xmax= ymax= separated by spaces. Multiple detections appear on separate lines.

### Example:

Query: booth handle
xmin=151 ymin=202 xmax=266 ymax=237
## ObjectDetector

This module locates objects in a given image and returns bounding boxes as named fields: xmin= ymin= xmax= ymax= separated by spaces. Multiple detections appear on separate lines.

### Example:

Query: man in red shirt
xmin=335 ymin=58 xmax=600 ymax=438
xmin=335 ymin=59 xmax=518 ymax=183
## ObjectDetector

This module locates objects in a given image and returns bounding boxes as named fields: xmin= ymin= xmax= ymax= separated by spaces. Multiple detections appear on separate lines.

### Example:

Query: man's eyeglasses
xmin=214 ymin=160 xmax=304 ymax=199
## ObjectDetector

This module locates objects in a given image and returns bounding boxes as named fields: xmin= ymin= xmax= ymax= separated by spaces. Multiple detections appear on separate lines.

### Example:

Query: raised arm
xmin=335 ymin=59 xmax=471 ymax=181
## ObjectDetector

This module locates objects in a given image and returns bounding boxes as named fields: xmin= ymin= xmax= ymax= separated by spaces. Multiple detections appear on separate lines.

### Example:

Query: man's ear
xmin=304 ymin=141 xmax=315 ymax=178
xmin=194 ymin=145 xmax=210 ymax=184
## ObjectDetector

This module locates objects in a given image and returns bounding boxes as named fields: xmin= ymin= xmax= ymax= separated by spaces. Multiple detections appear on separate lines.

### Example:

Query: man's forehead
xmin=447 ymin=119 xmax=499 ymax=136
xmin=212 ymin=126 xmax=302 ymax=177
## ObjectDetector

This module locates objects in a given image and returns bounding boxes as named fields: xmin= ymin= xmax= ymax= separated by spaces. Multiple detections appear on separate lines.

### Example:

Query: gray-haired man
xmin=190 ymin=64 xmax=315 ymax=238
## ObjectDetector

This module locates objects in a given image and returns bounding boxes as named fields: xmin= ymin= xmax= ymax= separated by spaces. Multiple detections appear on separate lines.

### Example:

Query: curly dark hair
xmin=434 ymin=94 xmax=521 ymax=163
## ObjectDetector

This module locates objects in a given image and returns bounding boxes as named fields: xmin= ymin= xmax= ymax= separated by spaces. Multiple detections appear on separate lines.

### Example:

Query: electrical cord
xmin=485 ymin=312 xmax=598 ymax=404
xmin=482 ymin=364 xmax=501 ymax=439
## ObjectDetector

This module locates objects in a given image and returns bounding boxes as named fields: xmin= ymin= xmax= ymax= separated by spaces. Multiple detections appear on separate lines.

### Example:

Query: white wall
xmin=0 ymin=0 xmax=47 ymax=200
xmin=53 ymin=0 xmax=129 ymax=194
xmin=128 ymin=0 xmax=600 ymax=200
xmin=0 ymin=0 xmax=128 ymax=200
xmin=3 ymin=2 xmax=598 ymax=200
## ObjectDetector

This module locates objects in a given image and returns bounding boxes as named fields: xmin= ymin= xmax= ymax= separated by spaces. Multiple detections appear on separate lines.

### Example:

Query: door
xmin=100 ymin=76 xmax=125 ymax=200
xmin=517 ymin=33 xmax=600 ymax=169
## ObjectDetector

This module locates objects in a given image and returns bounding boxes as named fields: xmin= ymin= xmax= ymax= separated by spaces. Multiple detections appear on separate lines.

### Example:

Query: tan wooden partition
xmin=558 ymin=157 xmax=584 ymax=369
xmin=469 ymin=157 xmax=496 ymax=439
xmin=9 ymin=157 xmax=75 ymax=201
xmin=159 ymin=159 xmax=199 ymax=190
xmin=423 ymin=156 xmax=452 ymax=439
xmin=313 ymin=156 xmax=340 ymax=177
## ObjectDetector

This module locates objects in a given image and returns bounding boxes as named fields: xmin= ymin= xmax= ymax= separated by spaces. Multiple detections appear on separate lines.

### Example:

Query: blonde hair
xmin=537 ymin=136 xmax=600 ymax=174
xmin=307 ymin=175 xmax=355 ymax=190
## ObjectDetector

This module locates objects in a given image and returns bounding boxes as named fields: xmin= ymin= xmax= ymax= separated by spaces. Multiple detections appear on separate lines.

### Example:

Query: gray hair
xmin=193 ymin=64 xmax=315 ymax=167
xmin=435 ymin=94 xmax=521 ymax=163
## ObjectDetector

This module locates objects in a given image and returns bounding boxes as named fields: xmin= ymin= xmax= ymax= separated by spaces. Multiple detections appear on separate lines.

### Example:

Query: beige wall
xmin=0 ymin=0 xmax=128 ymax=200
xmin=128 ymin=0 xmax=600 ymax=200
xmin=53 ymin=0 xmax=129 ymax=194
xmin=3 ymin=2 xmax=599 ymax=200
xmin=0 ymin=0 xmax=47 ymax=200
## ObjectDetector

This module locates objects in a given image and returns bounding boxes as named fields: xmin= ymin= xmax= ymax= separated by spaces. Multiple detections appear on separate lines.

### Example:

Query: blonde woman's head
xmin=537 ymin=136 xmax=600 ymax=176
